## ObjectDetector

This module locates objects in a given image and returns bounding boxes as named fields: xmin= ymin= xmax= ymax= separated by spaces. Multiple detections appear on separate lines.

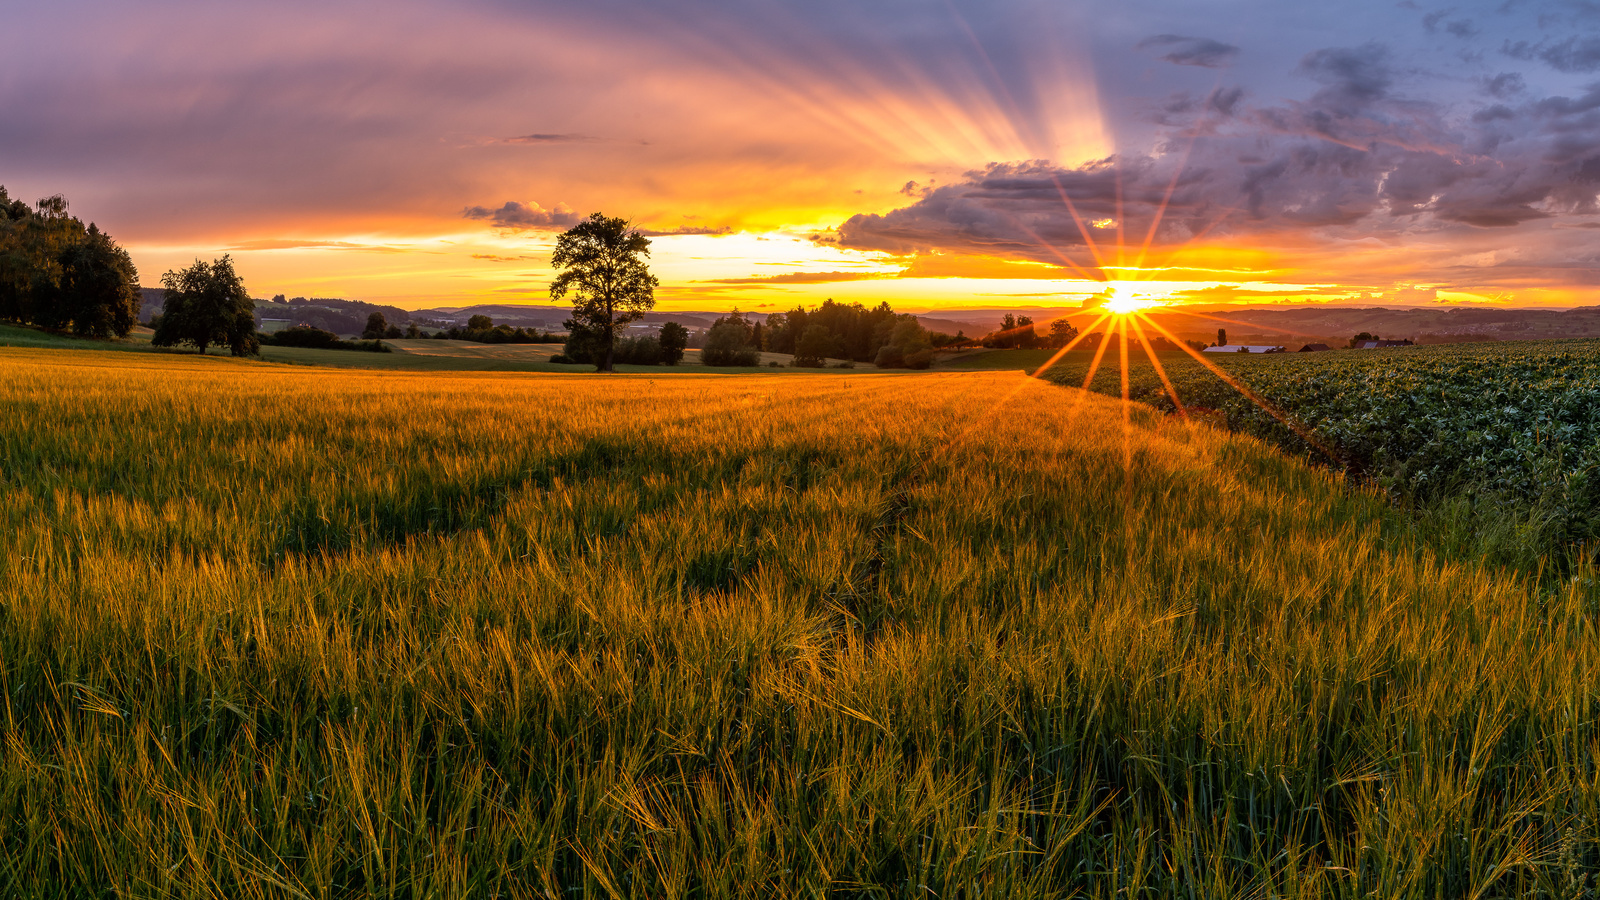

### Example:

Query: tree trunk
xmin=197 ymin=340 xmax=207 ymax=355
xmin=601 ymin=330 xmax=615 ymax=372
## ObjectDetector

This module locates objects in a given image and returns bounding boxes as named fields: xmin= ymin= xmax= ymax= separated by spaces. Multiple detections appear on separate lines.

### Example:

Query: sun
xmin=1104 ymin=284 xmax=1161 ymax=314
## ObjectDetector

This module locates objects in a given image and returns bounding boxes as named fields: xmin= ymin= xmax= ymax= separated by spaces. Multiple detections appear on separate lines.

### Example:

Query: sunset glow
xmin=1103 ymin=285 xmax=1166 ymax=316
xmin=4 ymin=0 xmax=1598 ymax=310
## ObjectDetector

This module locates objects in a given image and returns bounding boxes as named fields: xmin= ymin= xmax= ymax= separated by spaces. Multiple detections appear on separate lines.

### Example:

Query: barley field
xmin=2 ymin=347 xmax=1598 ymax=898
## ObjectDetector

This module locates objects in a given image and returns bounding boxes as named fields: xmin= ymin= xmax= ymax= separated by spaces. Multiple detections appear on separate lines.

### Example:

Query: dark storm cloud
xmin=839 ymin=41 xmax=1600 ymax=261
xmin=1136 ymin=34 xmax=1241 ymax=68
xmin=462 ymin=201 xmax=580 ymax=229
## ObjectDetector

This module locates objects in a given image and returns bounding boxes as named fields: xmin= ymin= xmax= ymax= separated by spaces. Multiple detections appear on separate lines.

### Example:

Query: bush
xmin=904 ymin=349 xmax=935 ymax=369
xmin=874 ymin=345 xmax=904 ymax=369
xmin=549 ymin=354 xmax=574 ymax=364
xmin=703 ymin=347 xmax=760 ymax=366
xmin=831 ymin=360 xmax=855 ymax=369
xmin=614 ymin=336 xmax=664 ymax=365
xmin=265 ymin=325 xmax=341 ymax=348
xmin=767 ymin=360 xmax=783 ymax=367
xmin=261 ymin=325 xmax=389 ymax=352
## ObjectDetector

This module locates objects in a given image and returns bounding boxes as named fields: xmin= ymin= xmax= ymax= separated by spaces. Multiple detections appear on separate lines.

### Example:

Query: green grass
xmin=0 ymin=321 xmax=156 ymax=351
xmin=3 ymin=347 xmax=1599 ymax=897
xmin=935 ymin=348 xmax=1064 ymax=370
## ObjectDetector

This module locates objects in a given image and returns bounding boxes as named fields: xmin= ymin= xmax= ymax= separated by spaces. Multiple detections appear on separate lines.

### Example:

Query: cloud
xmin=1504 ymin=35 xmax=1600 ymax=72
xmin=698 ymin=270 xmax=892 ymax=285
xmin=1297 ymin=43 xmax=1393 ymax=112
xmin=471 ymin=253 xmax=539 ymax=261
xmin=222 ymin=239 xmax=409 ymax=253
xmin=1422 ymin=10 xmax=1477 ymax=38
xmin=499 ymin=133 xmax=599 ymax=144
xmin=634 ymin=225 xmax=733 ymax=236
xmin=462 ymin=200 xmax=580 ymax=230
xmin=1537 ymin=36 xmax=1600 ymax=72
xmin=1136 ymin=34 xmax=1241 ymax=68
xmin=838 ymin=43 xmax=1600 ymax=280
xmin=1483 ymin=72 xmax=1525 ymax=98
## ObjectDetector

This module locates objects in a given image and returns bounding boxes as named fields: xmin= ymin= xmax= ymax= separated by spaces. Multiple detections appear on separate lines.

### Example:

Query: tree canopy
xmin=702 ymin=311 xmax=760 ymax=367
xmin=549 ymin=213 xmax=658 ymax=372
xmin=0 ymin=187 xmax=140 ymax=337
xmin=151 ymin=256 xmax=259 ymax=356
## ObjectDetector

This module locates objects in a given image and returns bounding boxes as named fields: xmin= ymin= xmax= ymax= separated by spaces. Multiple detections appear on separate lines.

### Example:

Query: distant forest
xmin=0 ymin=188 xmax=141 ymax=337
xmin=255 ymin=294 xmax=412 ymax=336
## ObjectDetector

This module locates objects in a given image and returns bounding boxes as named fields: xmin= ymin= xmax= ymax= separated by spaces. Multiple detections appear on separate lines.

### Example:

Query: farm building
xmin=1353 ymin=339 xmax=1414 ymax=349
xmin=1202 ymin=344 xmax=1287 ymax=354
xmin=1299 ymin=343 xmax=1332 ymax=352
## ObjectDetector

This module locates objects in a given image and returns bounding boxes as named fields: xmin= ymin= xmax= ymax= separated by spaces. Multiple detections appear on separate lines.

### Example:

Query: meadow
xmin=3 ymin=346 xmax=1600 ymax=898
xmin=0 ymin=324 xmax=847 ymax=375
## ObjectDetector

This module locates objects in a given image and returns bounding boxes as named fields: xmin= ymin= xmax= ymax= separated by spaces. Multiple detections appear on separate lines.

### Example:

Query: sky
xmin=4 ymin=0 xmax=1600 ymax=311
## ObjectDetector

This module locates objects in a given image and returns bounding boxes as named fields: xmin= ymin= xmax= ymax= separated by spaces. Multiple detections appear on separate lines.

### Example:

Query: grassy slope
xmin=2 ymin=347 xmax=1598 ymax=897
xmin=0 ymin=322 xmax=867 ymax=374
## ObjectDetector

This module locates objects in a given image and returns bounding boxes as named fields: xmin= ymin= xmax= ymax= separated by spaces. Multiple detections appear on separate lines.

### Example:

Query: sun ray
xmin=1127 ymin=313 xmax=1188 ymax=421
xmin=1003 ymin=213 xmax=1107 ymax=283
xmin=1134 ymin=312 xmax=1339 ymax=461
xmin=1168 ymin=309 xmax=1325 ymax=341
xmin=1118 ymin=314 xmax=1132 ymax=473
xmin=1079 ymin=319 xmax=1116 ymax=393
xmin=1133 ymin=136 xmax=1198 ymax=273
xmin=1113 ymin=165 xmax=1126 ymax=273
xmin=1027 ymin=310 xmax=1116 ymax=377
xmin=1050 ymin=174 xmax=1111 ymax=272
xmin=1139 ymin=205 xmax=1240 ymax=272
xmin=920 ymin=311 xmax=1117 ymax=476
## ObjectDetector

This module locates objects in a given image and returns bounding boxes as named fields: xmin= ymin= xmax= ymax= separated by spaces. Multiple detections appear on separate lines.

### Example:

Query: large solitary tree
xmin=152 ymin=255 xmax=259 ymax=356
xmin=549 ymin=213 xmax=658 ymax=372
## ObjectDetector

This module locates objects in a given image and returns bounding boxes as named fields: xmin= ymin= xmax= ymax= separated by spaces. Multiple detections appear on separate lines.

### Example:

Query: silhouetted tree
xmin=703 ymin=311 xmax=760 ymax=366
xmin=48 ymin=224 xmax=140 ymax=337
xmin=1217 ymin=328 xmax=1227 ymax=346
xmin=152 ymin=255 xmax=258 ymax=356
xmin=659 ymin=321 xmax=688 ymax=365
xmin=0 ymin=189 xmax=140 ymax=336
xmin=550 ymin=213 xmax=658 ymax=372
xmin=467 ymin=314 xmax=493 ymax=331
xmin=875 ymin=318 xmax=934 ymax=369
xmin=792 ymin=323 xmax=836 ymax=367
xmin=1046 ymin=318 xmax=1079 ymax=348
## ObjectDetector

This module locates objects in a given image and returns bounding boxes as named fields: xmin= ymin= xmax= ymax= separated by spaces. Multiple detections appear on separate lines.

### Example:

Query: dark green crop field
xmin=1041 ymin=339 xmax=1600 ymax=567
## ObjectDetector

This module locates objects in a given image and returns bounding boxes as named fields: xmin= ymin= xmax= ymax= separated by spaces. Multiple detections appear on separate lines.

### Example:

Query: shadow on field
xmin=266 ymin=436 xmax=666 ymax=562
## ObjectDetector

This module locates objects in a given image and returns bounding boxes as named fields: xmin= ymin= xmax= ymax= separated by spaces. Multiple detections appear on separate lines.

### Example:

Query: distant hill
xmin=137 ymin=289 xmax=1600 ymax=345
xmin=1123 ymin=305 xmax=1600 ymax=347
xmin=137 ymin=288 xmax=164 ymax=324
xmin=411 ymin=304 xmax=719 ymax=330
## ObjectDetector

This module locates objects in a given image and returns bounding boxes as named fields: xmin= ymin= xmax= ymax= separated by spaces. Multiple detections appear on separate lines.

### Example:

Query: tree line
xmin=0 ymin=188 xmax=141 ymax=337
